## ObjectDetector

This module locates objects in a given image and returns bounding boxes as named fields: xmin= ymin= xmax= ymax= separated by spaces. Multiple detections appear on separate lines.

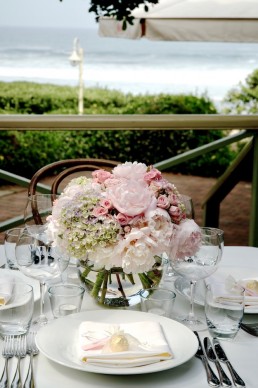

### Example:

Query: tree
xmin=223 ymin=69 xmax=258 ymax=114
xmin=60 ymin=0 xmax=159 ymax=29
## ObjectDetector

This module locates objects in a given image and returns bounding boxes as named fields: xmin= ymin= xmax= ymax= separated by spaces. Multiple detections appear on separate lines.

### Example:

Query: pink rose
xmin=92 ymin=169 xmax=112 ymax=184
xmin=169 ymin=205 xmax=184 ymax=224
xmin=123 ymin=225 xmax=131 ymax=233
xmin=157 ymin=194 xmax=170 ymax=209
xmin=116 ymin=213 xmax=132 ymax=225
xmin=92 ymin=206 xmax=108 ymax=217
xmin=169 ymin=205 xmax=181 ymax=217
xmin=107 ymin=180 xmax=152 ymax=216
xmin=163 ymin=182 xmax=177 ymax=194
xmin=144 ymin=167 xmax=162 ymax=184
xmin=99 ymin=198 xmax=113 ymax=209
xmin=168 ymin=193 xmax=180 ymax=206
xmin=149 ymin=180 xmax=162 ymax=196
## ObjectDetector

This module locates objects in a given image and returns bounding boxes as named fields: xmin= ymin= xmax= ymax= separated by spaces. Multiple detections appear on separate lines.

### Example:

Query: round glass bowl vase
xmin=80 ymin=257 xmax=163 ymax=308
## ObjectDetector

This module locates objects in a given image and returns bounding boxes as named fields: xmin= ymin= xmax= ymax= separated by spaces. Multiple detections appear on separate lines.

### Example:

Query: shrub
xmin=222 ymin=69 xmax=258 ymax=114
xmin=0 ymin=81 xmax=236 ymax=179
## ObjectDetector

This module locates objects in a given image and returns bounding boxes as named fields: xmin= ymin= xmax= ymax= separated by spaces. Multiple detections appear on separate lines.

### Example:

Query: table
xmin=0 ymin=246 xmax=258 ymax=388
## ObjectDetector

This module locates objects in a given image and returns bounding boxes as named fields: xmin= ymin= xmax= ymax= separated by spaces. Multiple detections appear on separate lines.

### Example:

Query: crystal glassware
xmin=24 ymin=194 xmax=59 ymax=236
xmin=201 ymin=227 xmax=224 ymax=259
xmin=0 ymin=282 xmax=34 ymax=337
xmin=170 ymin=227 xmax=222 ymax=330
xmin=163 ymin=194 xmax=195 ymax=281
xmin=15 ymin=227 xmax=70 ymax=327
xmin=180 ymin=194 xmax=195 ymax=219
xmin=4 ymin=227 xmax=24 ymax=270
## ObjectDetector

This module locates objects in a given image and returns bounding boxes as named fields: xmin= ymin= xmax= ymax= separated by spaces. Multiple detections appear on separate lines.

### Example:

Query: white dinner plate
xmin=36 ymin=310 xmax=198 ymax=375
xmin=0 ymin=269 xmax=40 ymax=302
xmin=174 ymin=266 xmax=258 ymax=314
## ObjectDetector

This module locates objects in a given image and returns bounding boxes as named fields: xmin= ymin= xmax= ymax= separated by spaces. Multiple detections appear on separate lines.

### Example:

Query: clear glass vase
xmin=80 ymin=256 xmax=163 ymax=308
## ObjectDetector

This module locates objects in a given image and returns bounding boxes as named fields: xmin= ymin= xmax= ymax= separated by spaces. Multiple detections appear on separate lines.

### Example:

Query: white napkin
xmin=78 ymin=321 xmax=173 ymax=368
xmin=0 ymin=275 xmax=14 ymax=306
xmin=205 ymin=273 xmax=258 ymax=307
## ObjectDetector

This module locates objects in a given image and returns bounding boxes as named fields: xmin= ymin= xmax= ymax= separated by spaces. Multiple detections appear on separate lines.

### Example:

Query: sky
xmin=0 ymin=0 xmax=98 ymax=29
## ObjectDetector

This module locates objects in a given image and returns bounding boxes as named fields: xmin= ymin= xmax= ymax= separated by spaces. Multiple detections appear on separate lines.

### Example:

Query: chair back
xmin=28 ymin=158 xmax=119 ymax=195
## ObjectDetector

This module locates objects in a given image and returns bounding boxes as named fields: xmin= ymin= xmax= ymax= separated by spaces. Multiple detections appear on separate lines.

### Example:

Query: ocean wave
xmin=0 ymin=26 xmax=258 ymax=104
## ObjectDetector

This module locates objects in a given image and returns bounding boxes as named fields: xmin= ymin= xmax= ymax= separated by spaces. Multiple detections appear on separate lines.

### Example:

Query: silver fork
xmin=0 ymin=336 xmax=15 ymax=388
xmin=23 ymin=332 xmax=39 ymax=388
xmin=10 ymin=335 xmax=27 ymax=388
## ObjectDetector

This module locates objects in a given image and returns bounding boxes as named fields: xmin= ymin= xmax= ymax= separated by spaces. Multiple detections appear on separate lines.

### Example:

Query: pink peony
xmin=104 ymin=177 xmax=123 ymax=188
xmin=112 ymin=162 xmax=147 ymax=181
xmin=47 ymin=161 xmax=199 ymax=274
xmin=107 ymin=180 xmax=152 ymax=217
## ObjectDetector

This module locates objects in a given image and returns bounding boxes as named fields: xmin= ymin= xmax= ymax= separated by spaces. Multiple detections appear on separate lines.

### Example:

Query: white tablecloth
xmin=0 ymin=246 xmax=258 ymax=388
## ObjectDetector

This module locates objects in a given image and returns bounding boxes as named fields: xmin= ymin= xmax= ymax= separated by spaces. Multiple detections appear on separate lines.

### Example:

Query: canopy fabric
xmin=98 ymin=0 xmax=258 ymax=42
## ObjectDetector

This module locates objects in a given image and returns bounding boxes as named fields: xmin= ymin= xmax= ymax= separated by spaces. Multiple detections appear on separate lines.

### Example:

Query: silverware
xmin=24 ymin=332 xmax=39 ymax=388
xmin=10 ymin=335 xmax=27 ymax=388
xmin=240 ymin=322 xmax=258 ymax=336
xmin=193 ymin=331 xmax=220 ymax=387
xmin=0 ymin=336 xmax=14 ymax=388
xmin=204 ymin=337 xmax=232 ymax=387
xmin=213 ymin=338 xmax=245 ymax=387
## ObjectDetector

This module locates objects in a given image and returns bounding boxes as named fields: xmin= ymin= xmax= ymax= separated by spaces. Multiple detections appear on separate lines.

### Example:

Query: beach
xmin=1 ymin=26 xmax=258 ymax=109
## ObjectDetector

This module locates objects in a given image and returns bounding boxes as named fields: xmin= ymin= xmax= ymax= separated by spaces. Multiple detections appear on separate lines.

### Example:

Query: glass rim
xmin=206 ymin=282 xmax=245 ymax=294
xmin=48 ymin=283 xmax=85 ymax=296
xmin=200 ymin=227 xmax=224 ymax=235
xmin=140 ymin=287 xmax=176 ymax=300
xmin=5 ymin=227 xmax=24 ymax=236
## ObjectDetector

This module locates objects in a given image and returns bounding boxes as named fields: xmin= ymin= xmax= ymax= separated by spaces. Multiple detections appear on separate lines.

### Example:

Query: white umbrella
xmin=99 ymin=0 xmax=258 ymax=42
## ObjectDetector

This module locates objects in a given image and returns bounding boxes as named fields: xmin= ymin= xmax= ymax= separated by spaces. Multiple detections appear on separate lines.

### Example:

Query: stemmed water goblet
xmin=180 ymin=194 xmax=195 ymax=220
xmin=170 ymin=226 xmax=222 ymax=330
xmin=15 ymin=226 xmax=70 ymax=327
xmin=202 ymin=227 xmax=224 ymax=257
xmin=163 ymin=194 xmax=195 ymax=281
xmin=24 ymin=193 xmax=59 ymax=237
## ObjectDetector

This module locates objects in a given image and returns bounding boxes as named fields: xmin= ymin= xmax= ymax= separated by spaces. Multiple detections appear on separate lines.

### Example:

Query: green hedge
xmin=223 ymin=69 xmax=258 ymax=114
xmin=0 ymin=81 xmax=237 ymax=179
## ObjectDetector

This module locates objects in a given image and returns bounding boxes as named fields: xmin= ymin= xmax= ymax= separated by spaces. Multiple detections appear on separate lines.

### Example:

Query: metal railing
xmin=0 ymin=114 xmax=258 ymax=245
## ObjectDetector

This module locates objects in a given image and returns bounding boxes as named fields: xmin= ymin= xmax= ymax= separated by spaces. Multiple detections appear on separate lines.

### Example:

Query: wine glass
xmin=163 ymin=194 xmax=195 ymax=281
xmin=180 ymin=194 xmax=195 ymax=219
xmin=15 ymin=227 xmax=70 ymax=327
xmin=24 ymin=194 xmax=59 ymax=236
xmin=201 ymin=227 xmax=224 ymax=258
xmin=170 ymin=227 xmax=222 ymax=330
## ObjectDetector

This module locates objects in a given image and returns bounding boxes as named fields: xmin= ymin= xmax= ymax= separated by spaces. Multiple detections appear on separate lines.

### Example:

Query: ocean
xmin=1 ymin=26 xmax=258 ymax=109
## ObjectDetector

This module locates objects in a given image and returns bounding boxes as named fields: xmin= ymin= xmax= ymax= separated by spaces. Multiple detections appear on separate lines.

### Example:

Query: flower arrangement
xmin=47 ymin=161 xmax=201 ymax=276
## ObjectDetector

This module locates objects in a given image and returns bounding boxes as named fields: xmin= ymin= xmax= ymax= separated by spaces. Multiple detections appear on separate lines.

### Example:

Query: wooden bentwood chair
xmin=27 ymin=158 xmax=119 ymax=224
xmin=28 ymin=158 xmax=119 ymax=196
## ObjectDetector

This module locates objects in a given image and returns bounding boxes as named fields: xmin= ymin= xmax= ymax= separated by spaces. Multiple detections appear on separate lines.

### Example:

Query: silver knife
xmin=204 ymin=337 xmax=232 ymax=387
xmin=213 ymin=338 xmax=245 ymax=387
xmin=193 ymin=331 xmax=220 ymax=387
